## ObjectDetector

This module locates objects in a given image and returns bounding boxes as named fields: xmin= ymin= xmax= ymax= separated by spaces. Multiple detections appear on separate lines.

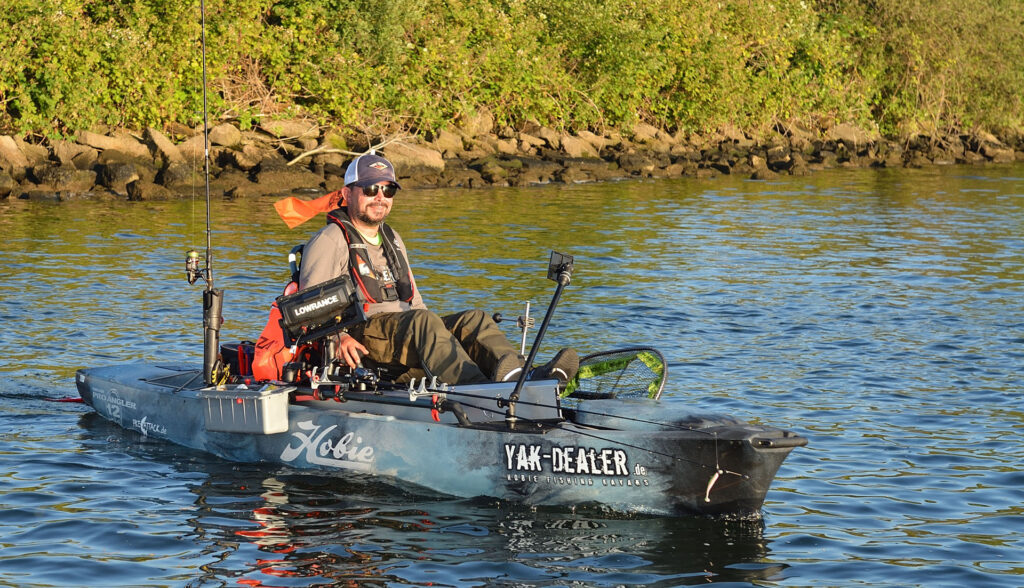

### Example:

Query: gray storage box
xmin=199 ymin=385 xmax=290 ymax=434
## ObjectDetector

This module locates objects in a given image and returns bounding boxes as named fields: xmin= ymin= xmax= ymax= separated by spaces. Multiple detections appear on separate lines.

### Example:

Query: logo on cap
xmin=370 ymin=162 xmax=389 ymax=170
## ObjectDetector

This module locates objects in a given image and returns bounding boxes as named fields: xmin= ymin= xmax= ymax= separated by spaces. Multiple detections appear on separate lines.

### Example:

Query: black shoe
xmin=530 ymin=348 xmax=579 ymax=384
xmin=494 ymin=353 xmax=526 ymax=382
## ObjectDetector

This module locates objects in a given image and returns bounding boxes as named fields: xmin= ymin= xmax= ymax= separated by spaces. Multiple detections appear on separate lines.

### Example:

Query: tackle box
xmin=199 ymin=384 xmax=291 ymax=434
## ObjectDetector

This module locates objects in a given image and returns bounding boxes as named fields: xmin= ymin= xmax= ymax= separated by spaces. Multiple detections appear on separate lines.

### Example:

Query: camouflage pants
xmin=348 ymin=309 xmax=518 ymax=385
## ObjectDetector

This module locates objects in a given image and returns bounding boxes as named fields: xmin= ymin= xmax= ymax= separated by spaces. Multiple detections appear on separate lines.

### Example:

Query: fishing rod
xmin=297 ymin=372 xmax=748 ymax=480
xmin=185 ymin=0 xmax=223 ymax=387
xmin=439 ymin=387 xmax=729 ymax=438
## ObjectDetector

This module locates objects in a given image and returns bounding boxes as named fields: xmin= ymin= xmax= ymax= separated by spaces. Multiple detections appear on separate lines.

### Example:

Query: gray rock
xmin=630 ymin=122 xmax=660 ymax=144
xmin=467 ymin=155 xmax=509 ymax=183
xmin=577 ymin=130 xmax=607 ymax=152
xmin=817 ymin=150 xmax=839 ymax=168
xmin=963 ymin=150 xmax=987 ymax=164
xmin=440 ymin=165 xmax=485 ymax=188
xmin=556 ymin=166 xmax=592 ymax=183
xmin=561 ymin=135 xmax=600 ymax=159
xmin=51 ymin=140 xmax=95 ymax=167
xmin=534 ymin=126 xmax=561 ymax=150
xmin=296 ymin=136 xmax=318 ymax=151
xmin=253 ymin=168 xmax=323 ymax=194
xmin=0 ymin=170 xmax=16 ymax=198
xmin=428 ymin=129 xmax=465 ymax=157
xmin=78 ymin=130 xmax=151 ymax=161
xmin=0 ymin=136 xmax=31 ymax=172
xmin=144 ymin=128 xmax=184 ymax=164
xmin=382 ymin=142 xmax=445 ymax=179
xmin=750 ymin=168 xmax=779 ymax=180
xmin=517 ymin=158 xmax=562 ymax=184
xmin=15 ymin=138 xmax=50 ymax=167
xmin=126 ymin=180 xmax=173 ymax=201
xmin=828 ymin=123 xmax=873 ymax=149
xmin=981 ymin=144 xmax=1015 ymax=163
xmin=709 ymin=158 xmax=732 ymax=174
xmin=494 ymin=137 xmax=518 ymax=155
xmin=618 ymin=152 xmax=657 ymax=175
xmin=517 ymin=132 xmax=545 ymax=153
xmin=719 ymin=124 xmax=754 ymax=148
xmin=19 ymin=189 xmax=62 ymax=201
xmin=158 ymin=162 xmax=205 ymax=190
xmin=99 ymin=162 xmax=140 ymax=193
xmin=670 ymin=145 xmax=703 ymax=161
xmin=571 ymin=158 xmax=622 ymax=181
xmin=71 ymin=149 xmax=98 ymax=171
xmin=458 ymin=108 xmax=494 ymax=138
xmin=971 ymin=130 xmax=1001 ymax=146
xmin=31 ymin=165 xmax=97 ymax=192
xmin=312 ymin=150 xmax=346 ymax=168
xmin=766 ymin=145 xmax=792 ymax=170
xmin=218 ymin=147 xmax=260 ymax=171
xmin=223 ymin=181 xmax=267 ymax=199
xmin=659 ymin=162 xmax=686 ymax=177
xmin=208 ymin=123 xmax=242 ymax=147
xmin=177 ymin=135 xmax=206 ymax=160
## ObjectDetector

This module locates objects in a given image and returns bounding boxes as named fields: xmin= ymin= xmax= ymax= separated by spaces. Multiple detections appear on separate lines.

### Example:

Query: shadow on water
xmin=73 ymin=412 xmax=784 ymax=587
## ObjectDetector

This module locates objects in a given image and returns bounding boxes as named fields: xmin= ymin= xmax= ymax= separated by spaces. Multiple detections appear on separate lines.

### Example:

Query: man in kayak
xmin=298 ymin=152 xmax=578 ymax=386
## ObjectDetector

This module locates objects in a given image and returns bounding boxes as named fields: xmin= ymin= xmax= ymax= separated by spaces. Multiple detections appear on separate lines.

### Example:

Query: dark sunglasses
xmin=358 ymin=183 xmax=398 ymax=198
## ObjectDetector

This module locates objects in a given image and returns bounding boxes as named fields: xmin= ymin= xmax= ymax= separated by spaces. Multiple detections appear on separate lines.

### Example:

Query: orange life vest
xmin=251 ymin=282 xmax=299 ymax=381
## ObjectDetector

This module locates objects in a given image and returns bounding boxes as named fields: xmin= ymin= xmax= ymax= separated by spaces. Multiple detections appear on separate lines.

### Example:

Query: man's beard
xmin=354 ymin=203 xmax=389 ymax=226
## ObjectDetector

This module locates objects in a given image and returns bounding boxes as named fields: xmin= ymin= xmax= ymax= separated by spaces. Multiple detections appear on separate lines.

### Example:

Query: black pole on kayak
xmin=185 ymin=0 xmax=222 ymax=387
xmin=504 ymin=251 xmax=573 ymax=427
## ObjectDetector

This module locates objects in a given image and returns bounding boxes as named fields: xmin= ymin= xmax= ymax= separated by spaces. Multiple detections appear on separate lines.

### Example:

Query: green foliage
xmin=816 ymin=0 xmax=1024 ymax=136
xmin=0 ymin=0 xmax=1020 ymax=139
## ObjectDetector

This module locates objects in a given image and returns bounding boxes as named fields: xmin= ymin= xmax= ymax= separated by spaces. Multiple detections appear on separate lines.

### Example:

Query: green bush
xmin=0 ymin=0 xmax=1020 ymax=140
xmin=816 ymin=0 xmax=1024 ymax=136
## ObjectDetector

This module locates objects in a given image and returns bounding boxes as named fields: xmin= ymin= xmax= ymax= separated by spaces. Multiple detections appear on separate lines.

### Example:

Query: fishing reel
xmin=185 ymin=249 xmax=209 ymax=286
xmin=303 ymin=363 xmax=384 ymax=401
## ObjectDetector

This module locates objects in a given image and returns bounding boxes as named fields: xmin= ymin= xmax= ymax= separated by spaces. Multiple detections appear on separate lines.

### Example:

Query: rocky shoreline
xmin=2 ymin=115 xmax=1023 ymax=202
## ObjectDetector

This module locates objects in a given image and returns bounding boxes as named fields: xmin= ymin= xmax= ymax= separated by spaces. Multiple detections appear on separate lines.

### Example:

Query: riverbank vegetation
xmin=2 ymin=0 xmax=1022 ymax=141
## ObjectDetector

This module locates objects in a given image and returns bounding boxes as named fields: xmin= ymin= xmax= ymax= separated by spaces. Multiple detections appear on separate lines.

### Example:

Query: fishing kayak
xmin=76 ymin=251 xmax=806 ymax=516
xmin=75 ymin=358 xmax=806 ymax=517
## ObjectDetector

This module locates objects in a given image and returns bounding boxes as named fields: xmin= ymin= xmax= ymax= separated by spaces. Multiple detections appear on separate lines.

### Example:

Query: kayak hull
xmin=76 ymin=363 xmax=805 ymax=517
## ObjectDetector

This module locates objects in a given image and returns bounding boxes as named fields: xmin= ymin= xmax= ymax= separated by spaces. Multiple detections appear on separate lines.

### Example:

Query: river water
xmin=1 ymin=163 xmax=1022 ymax=586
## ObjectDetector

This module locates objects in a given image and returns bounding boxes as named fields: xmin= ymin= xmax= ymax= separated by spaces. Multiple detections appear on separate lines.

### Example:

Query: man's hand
xmin=335 ymin=333 xmax=369 ymax=369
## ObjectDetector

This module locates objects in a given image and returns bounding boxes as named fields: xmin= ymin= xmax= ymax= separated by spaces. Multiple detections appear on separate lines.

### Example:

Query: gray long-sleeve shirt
xmin=298 ymin=223 xmax=427 ymax=318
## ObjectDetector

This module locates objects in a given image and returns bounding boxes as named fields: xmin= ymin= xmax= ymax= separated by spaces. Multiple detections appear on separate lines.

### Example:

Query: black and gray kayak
xmin=75 ymin=361 xmax=805 ymax=517
xmin=76 ymin=251 xmax=806 ymax=517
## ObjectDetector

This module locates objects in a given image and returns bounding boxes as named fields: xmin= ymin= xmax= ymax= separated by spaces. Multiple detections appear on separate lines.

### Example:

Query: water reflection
xmin=69 ymin=414 xmax=788 ymax=586
xmin=179 ymin=468 xmax=783 ymax=586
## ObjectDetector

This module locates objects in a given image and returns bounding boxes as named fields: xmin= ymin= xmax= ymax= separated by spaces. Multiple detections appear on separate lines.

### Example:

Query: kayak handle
xmin=754 ymin=435 xmax=808 ymax=449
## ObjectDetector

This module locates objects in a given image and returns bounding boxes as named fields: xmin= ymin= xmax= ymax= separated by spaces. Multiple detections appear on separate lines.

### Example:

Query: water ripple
xmin=2 ymin=165 xmax=1023 ymax=586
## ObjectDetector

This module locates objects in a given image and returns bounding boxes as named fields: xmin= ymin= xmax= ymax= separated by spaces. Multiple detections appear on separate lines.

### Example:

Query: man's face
xmin=346 ymin=182 xmax=396 ymax=227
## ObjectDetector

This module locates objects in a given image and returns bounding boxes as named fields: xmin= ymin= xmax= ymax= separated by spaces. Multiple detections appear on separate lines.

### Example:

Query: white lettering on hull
xmin=132 ymin=415 xmax=167 ymax=437
xmin=280 ymin=420 xmax=375 ymax=471
xmin=503 ymin=443 xmax=647 ymax=488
